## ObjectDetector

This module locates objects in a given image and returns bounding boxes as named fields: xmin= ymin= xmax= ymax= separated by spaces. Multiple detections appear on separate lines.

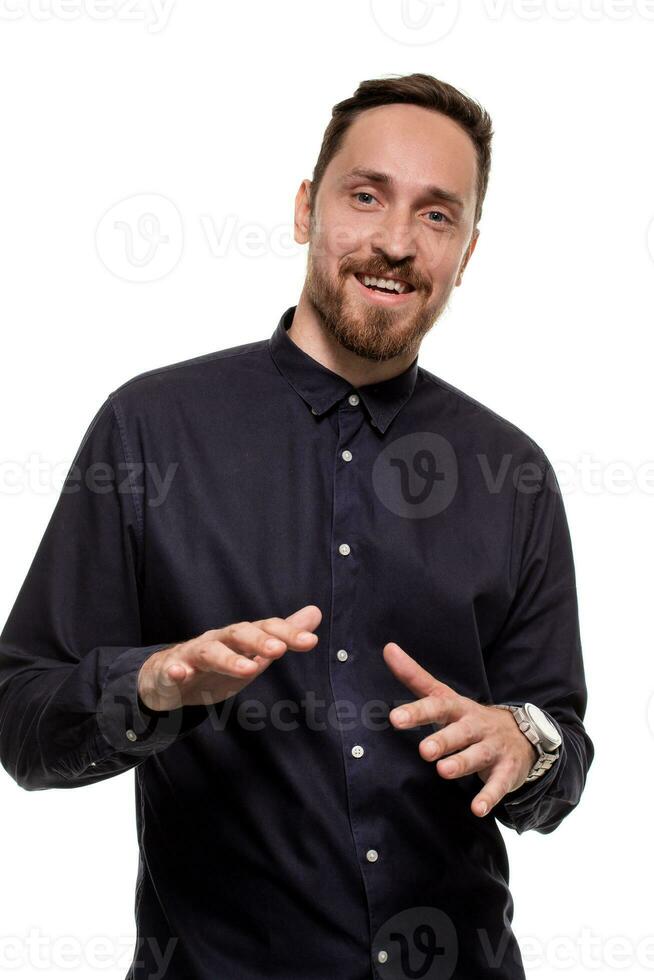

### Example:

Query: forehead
xmin=325 ymin=103 xmax=477 ymax=205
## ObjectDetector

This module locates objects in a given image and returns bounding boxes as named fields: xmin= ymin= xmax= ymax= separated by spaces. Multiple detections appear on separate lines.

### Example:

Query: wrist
xmin=495 ymin=702 xmax=561 ymax=783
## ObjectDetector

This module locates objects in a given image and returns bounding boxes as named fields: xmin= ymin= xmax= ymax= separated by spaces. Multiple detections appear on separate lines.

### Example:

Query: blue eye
xmin=354 ymin=194 xmax=451 ymax=225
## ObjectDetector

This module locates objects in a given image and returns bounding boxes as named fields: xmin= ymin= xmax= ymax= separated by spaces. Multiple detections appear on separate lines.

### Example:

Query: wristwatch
xmin=495 ymin=703 xmax=562 ymax=782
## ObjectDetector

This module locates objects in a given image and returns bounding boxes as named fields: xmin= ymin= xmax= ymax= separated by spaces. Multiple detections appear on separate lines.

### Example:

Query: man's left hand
xmin=383 ymin=642 xmax=538 ymax=818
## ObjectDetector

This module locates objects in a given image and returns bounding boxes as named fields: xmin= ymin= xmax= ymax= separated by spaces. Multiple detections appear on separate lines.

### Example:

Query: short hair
xmin=310 ymin=72 xmax=493 ymax=229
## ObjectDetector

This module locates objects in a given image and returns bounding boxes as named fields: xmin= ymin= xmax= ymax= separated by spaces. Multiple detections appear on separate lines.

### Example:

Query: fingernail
xmin=393 ymin=708 xmax=410 ymax=725
xmin=265 ymin=638 xmax=283 ymax=651
xmin=297 ymin=631 xmax=314 ymax=642
xmin=479 ymin=802 xmax=488 ymax=816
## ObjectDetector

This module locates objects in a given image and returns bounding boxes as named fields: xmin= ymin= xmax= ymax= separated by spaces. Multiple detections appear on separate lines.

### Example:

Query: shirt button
xmin=126 ymin=729 xmax=137 ymax=742
xmin=341 ymin=449 xmax=353 ymax=462
xmin=311 ymin=407 xmax=319 ymax=415
xmin=377 ymin=950 xmax=388 ymax=964
xmin=336 ymin=649 xmax=348 ymax=662
xmin=90 ymin=762 xmax=97 ymax=767
xmin=338 ymin=543 xmax=351 ymax=556
xmin=351 ymin=745 xmax=364 ymax=758
xmin=348 ymin=393 xmax=360 ymax=406
xmin=366 ymin=849 xmax=379 ymax=863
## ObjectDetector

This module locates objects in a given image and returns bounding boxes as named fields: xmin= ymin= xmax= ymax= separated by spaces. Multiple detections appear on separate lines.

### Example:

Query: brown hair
xmin=310 ymin=72 xmax=493 ymax=229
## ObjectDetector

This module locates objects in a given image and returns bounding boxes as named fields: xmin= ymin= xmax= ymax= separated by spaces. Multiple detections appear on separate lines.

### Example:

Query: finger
xmin=471 ymin=765 xmax=516 ymax=818
xmin=217 ymin=621 xmax=290 ymax=661
xmin=252 ymin=614 xmax=320 ymax=652
xmin=389 ymin=690 xmax=462 ymax=729
xmin=434 ymin=739 xmax=496 ymax=780
xmin=284 ymin=604 xmax=323 ymax=631
xmin=382 ymin=642 xmax=458 ymax=701
xmin=189 ymin=638 xmax=266 ymax=676
xmin=140 ymin=659 xmax=192 ymax=707
xmin=419 ymin=717 xmax=480 ymax=762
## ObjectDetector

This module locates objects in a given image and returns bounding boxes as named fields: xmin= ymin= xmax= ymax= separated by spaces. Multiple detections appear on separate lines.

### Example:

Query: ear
xmin=294 ymin=179 xmax=313 ymax=245
xmin=455 ymin=227 xmax=480 ymax=286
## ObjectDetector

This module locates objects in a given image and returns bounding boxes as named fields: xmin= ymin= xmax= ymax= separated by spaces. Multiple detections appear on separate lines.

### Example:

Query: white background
xmin=0 ymin=1 xmax=651 ymax=978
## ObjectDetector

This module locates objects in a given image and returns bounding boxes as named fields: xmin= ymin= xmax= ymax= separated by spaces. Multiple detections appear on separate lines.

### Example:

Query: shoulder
xmin=107 ymin=336 xmax=270 ymax=410
xmin=416 ymin=365 xmax=552 ymax=474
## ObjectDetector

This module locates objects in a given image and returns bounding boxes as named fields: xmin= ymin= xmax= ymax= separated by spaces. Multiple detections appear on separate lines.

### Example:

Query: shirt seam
xmin=418 ymin=367 xmax=546 ymax=458
xmin=110 ymin=340 xmax=269 ymax=396
xmin=510 ymin=451 xmax=550 ymax=621
xmin=108 ymin=392 xmax=144 ymax=554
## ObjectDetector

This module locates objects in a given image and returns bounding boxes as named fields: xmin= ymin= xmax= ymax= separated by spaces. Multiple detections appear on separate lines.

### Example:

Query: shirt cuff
xmin=95 ymin=644 xmax=211 ymax=759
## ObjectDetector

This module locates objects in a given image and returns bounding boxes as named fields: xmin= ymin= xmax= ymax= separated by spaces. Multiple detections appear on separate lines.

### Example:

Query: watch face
xmin=524 ymin=703 xmax=562 ymax=750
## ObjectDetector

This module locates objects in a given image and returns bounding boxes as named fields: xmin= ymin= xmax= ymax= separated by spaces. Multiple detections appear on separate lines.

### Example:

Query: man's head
xmin=294 ymin=73 xmax=493 ymax=362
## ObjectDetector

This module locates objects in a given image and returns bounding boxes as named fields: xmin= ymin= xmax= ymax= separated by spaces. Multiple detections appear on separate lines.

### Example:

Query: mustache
xmin=343 ymin=262 xmax=425 ymax=291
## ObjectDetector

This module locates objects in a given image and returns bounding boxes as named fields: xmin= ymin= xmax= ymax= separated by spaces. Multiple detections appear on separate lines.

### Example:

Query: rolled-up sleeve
xmin=0 ymin=395 xmax=210 ymax=792
xmin=483 ymin=453 xmax=595 ymax=835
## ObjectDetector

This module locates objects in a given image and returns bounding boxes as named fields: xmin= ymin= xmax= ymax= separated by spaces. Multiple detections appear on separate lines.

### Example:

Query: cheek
xmin=321 ymin=202 xmax=373 ymax=257
xmin=419 ymin=233 xmax=461 ymax=282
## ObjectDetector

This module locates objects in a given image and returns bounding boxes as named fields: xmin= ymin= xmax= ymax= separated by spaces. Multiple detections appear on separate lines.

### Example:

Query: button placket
xmin=327 ymin=398 xmax=382 ymax=941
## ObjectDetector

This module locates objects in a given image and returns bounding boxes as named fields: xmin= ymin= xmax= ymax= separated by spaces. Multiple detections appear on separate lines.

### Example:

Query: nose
xmin=369 ymin=209 xmax=418 ymax=268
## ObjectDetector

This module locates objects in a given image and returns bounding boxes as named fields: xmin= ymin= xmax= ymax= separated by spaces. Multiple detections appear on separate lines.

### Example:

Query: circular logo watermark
xmin=373 ymin=906 xmax=458 ymax=978
xmin=372 ymin=431 xmax=458 ymax=518
xmin=95 ymin=192 xmax=183 ymax=282
xmin=369 ymin=0 xmax=461 ymax=44
xmin=97 ymin=671 xmax=186 ymax=755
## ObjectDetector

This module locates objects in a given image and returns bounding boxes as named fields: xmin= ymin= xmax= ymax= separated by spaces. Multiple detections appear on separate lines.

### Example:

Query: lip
xmin=350 ymin=272 xmax=416 ymax=306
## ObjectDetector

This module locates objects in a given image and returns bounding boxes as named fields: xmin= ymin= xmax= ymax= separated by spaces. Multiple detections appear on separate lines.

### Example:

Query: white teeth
xmin=360 ymin=274 xmax=408 ymax=294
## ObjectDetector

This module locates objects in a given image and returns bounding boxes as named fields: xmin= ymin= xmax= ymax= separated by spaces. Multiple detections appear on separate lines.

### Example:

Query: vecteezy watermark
xmin=98 ymin=195 xmax=457 ymax=275
xmin=0 ymin=455 xmax=179 ymax=508
xmin=373 ymin=431 xmax=459 ymax=519
xmin=369 ymin=0 xmax=461 ymax=44
xmin=554 ymin=454 xmax=654 ymax=494
xmin=199 ymin=212 xmax=454 ymax=266
xmin=370 ymin=911 xmax=654 ymax=977
xmin=3 ymin=448 xmax=654 ymax=502
xmin=199 ymin=213 xmax=299 ymax=260
xmin=0 ymin=928 xmax=177 ymax=976
xmin=372 ymin=440 xmax=654 ymax=519
xmin=95 ymin=193 xmax=183 ymax=282
xmin=480 ymin=0 xmax=654 ymax=20
xmin=96 ymin=686 xmax=434 ymax=754
xmin=369 ymin=0 xmax=654 ymax=46
xmin=0 ymin=0 xmax=177 ymax=32
xmin=518 ymin=927 xmax=654 ymax=969
xmin=373 ymin=906 xmax=459 ymax=978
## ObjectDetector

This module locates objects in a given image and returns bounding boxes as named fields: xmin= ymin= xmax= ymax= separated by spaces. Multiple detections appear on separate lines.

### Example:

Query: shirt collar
xmin=269 ymin=306 xmax=419 ymax=434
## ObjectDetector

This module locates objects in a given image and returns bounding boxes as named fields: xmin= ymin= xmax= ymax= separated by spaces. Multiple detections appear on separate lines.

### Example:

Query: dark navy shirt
xmin=0 ymin=305 xmax=593 ymax=979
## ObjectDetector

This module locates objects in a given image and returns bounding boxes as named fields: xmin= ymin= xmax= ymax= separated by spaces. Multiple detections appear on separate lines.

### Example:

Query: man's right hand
xmin=137 ymin=604 xmax=322 ymax=712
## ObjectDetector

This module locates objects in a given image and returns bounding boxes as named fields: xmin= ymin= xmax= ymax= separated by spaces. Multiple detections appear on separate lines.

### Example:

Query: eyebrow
xmin=339 ymin=167 xmax=465 ymax=213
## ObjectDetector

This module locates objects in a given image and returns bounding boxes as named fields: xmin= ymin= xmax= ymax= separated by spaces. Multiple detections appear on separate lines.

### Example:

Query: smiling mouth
xmin=353 ymin=272 xmax=416 ymax=295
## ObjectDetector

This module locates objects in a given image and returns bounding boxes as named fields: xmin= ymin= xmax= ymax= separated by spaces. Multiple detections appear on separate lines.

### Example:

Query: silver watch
xmin=495 ymin=703 xmax=562 ymax=782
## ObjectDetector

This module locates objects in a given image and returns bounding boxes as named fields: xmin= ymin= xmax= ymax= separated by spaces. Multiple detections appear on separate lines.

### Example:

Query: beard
xmin=303 ymin=240 xmax=452 ymax=363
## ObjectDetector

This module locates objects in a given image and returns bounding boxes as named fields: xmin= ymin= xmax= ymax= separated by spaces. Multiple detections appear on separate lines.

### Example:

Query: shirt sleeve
xmin=482 ymin=452 xmax=595 ymax=835
xmin=0 ymin=394 xmax=211 ymax=792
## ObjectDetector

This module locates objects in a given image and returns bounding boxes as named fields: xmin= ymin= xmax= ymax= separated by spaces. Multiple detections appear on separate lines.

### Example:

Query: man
xmin=0 ymin=73 xmax=593 ymax=979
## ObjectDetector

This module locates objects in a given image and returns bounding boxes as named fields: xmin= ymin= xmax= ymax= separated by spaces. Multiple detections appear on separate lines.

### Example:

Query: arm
xmin=0 ymin=395 xmax=210 ymax=792
xmin=483 ymin=454 xmax=594 ymax=835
